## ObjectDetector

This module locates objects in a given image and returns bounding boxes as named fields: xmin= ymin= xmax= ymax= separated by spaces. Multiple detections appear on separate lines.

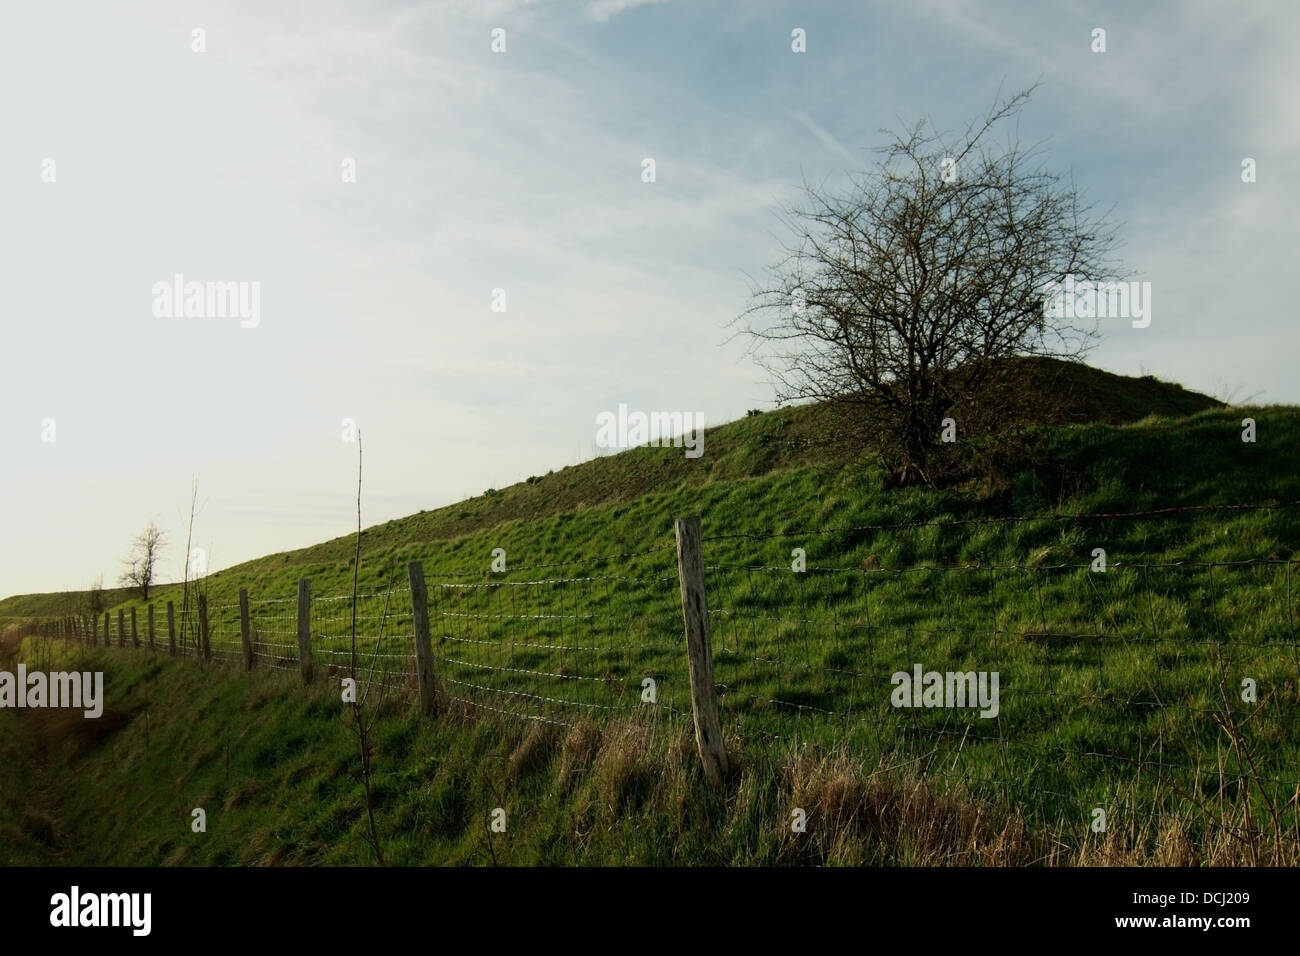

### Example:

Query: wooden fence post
xmin=296 ymin=579 xmax=313 ymax=684
xmin=131 ymin=607 xmax=139 ymax=647
xmin=91 ymin=612 xmax=98 ymax=647
xmin=239 ymin=588 xmax=253 ymax=671
xmin=117 ymin=609 xmax=126 ymax=648
xmin=674 ymin=515 xmax=728 ymax=787
xmin=167 ymin=601 xmax=176 ymax=655
xmin=104 ymin=612 xmax=111 ymax=648
xmin=408 ymin=562 xmax=439 ymax=717
xmin=198 ymin=594 xmax=211 ymax=661
xmin=147 ymin=604 xmax=155 ymax=651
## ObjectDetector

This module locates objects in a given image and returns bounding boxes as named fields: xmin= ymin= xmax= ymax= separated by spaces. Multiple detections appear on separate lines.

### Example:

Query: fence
xmin=7 ymin=500 xmax=1300 ymax=849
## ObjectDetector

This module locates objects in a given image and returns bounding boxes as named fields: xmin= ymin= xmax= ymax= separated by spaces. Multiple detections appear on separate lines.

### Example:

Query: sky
xmin=2 ymin=0 xmax=1296 ymax=598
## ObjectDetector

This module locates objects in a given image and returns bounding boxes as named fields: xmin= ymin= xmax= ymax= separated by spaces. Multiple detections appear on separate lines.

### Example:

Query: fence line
xmin=6 ymin=500 xmax=1299 ymax=851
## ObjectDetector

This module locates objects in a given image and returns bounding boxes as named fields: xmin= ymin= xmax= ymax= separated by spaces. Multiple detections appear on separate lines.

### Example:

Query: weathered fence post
xmin=408 ymin=562 xmax=439 ymax=717
xmin=147 ymin=604 xmax=155 ymax=651
xmin=239 ymin=588 xmax=253 ymax=671
xmin=130 ymin=607 xmax=139 ymax=647
xmin=198 ymin=594 xmax=211 ymax=661
xmin=91 ymin=612 xmax=98 ymax=647
xmin=167 ymin=601 xmax=176 ymax=655
xmin=674 ymin=515 xmax=728 ymax=788
xmin=104 ymin=612 xmax=111 ymax=648
xmin=117 ymin=609 xmax=126 ymax=648
xmin=296 ymin=579 xmax=313 ymax=684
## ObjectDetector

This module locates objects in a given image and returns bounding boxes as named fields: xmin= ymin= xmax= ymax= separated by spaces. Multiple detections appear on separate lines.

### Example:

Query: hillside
xmin=3 ymin=359 xmax=1298 ymax=866
xmin=0 ymin=359 xmax=1228 ymax=619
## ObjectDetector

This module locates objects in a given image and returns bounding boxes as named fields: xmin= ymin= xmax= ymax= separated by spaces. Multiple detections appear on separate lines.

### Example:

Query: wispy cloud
xmin=788 ymin=110 xmax=860 ymax=168
xmin=584 ymin=0 xmax=669 ymax=23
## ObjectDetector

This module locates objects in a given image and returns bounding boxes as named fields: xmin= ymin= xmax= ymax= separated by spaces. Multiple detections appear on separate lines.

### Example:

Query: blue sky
xmin=2 ymin=0 xmax=1296 ymax=597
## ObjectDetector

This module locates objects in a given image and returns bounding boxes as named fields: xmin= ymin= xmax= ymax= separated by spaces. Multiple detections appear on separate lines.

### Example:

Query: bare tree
xmin=735 ymin=85 xmax=1122 ymax=485
xmin=78 ymin=574 xmax=108 ymax=633
xmin=119 ymin=522 xmax=166 ymax=601
xmin=87 ymin=575 xmax=107 ymax=617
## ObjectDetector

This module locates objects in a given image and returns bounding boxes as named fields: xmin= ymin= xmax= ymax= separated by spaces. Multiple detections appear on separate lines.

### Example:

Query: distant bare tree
xmin=735 ymin=84 xmax=1122 ymax=485
xmin=87 ymin=575 xmax=107 ymax=617
xmin=119 ymin=523 xmax=165 ymax=601
xmin=80 ymin=574 xmax=108 ymax=631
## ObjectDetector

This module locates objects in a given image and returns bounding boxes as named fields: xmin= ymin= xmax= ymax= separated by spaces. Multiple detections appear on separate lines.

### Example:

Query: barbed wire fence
xmin=7 ymin=499 xmax=1299 ymax=851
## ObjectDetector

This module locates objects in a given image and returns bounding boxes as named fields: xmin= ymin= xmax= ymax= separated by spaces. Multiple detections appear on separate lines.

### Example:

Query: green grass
xmin=2 ymin=362 xmax=1298 ymax=865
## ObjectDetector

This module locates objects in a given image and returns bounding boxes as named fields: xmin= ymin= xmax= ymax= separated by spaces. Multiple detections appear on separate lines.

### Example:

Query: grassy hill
xmin=0 ymin=358 xmax=1232 ymax=620
xmin=3 ymin=359 xmax=1298 ymax=866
